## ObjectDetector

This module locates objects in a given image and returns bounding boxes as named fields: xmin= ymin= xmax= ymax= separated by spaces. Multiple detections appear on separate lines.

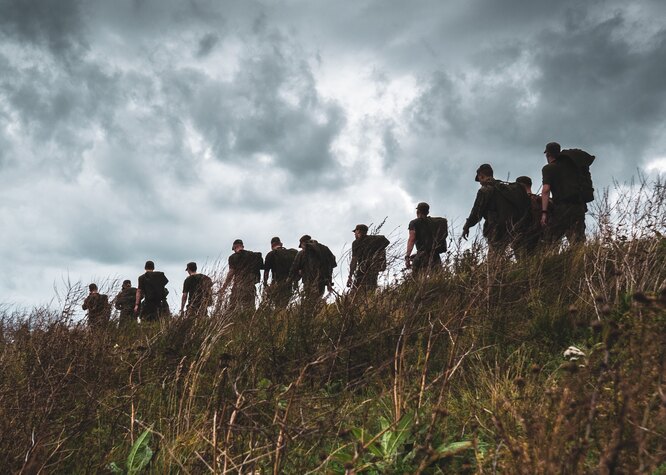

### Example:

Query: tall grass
xmin=0 ymin=179 xmax=664 ymax=473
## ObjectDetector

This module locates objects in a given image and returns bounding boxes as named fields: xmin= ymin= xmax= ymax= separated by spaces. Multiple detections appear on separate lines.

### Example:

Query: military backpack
xmin=427 ymin=217 xmax=448 ymax=254
xmin=560 ymin=149 xmax=596 ymax=203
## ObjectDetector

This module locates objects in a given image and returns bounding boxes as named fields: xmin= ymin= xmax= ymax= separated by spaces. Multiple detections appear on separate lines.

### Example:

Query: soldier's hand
xmin=405 ymin=256 xmax=412 ymax=269
xmin=462 ymin=227 xmax=469 ymax=240
xmin=541 ymin=212 xmax=549 ymax=227
xmin=133 ymin=304 xmax=139 ymax=314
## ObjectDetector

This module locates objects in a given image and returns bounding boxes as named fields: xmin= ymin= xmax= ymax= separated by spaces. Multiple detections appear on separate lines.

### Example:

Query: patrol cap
xmin=516 ymin=176 xmax=532 ymax=187
xmin=232 ymin=239 xmax=243 ymax=250
xmin=298 ymin=234 xmax=312 ymax=248
xmin=544 ymin=142 xmax=561 ymax=155
xmin=186 ymin=262 xmax=197 ymax=272
xmin=416 ymin=202 xmax=430 ymax=213
xmin=352 ymin=224 xmax=369 ymax=233
xmin=270 ymin=236 xmax=282 ymax=245
xmin=122 ymin=279 xmax=131 ymax=286
xmin=475 ymin=164 xmax=494 ymax=182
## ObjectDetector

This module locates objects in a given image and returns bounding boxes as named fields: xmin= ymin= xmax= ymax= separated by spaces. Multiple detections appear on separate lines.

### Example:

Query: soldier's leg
xmin=565 ymin=204 xmax=587 ymax=245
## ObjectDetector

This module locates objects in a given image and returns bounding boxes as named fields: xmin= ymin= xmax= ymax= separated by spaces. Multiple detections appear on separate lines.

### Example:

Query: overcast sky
xmin=1 ymin=0 xmax=665 ymax=309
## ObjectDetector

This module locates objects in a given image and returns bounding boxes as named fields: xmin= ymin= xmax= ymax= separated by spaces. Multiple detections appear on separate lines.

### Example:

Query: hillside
xmin=1 ymin=185 xmax=665 ymax=474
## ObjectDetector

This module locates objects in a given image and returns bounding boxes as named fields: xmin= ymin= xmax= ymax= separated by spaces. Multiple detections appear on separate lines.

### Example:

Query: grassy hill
xmin=1 ymin=184 xmax=665 ymax=474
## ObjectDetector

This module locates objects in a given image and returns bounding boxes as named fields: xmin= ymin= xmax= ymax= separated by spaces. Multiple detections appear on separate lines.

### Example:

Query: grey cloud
xmin=394 ymin=6 xmax=666 ymax=207
xmin=196 ymin=32 xmax=219 ymax=58
xmin=185 ymin=30 xmax=346 ymax=186
xmin=0 ymin=0 xmax=87 ymax=59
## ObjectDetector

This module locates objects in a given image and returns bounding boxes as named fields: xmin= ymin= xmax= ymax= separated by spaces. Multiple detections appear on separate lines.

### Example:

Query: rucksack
xmin=427 ymin=217 xmax=448 ymax=254
xmin=492 ymin=181 xmax=531 ymax=225
xmin=363 ymin=235 xmax=390 ymax=271
xmin=249 ymin=251 xmax=264 ymax=284
xmin=560 ymin=149 xmax=595 ymax=203
xmin=305 ymin=241 xmax=337 ymax=277
xmin=143 ymin=271 xmax=168 ymax=303
xmin=199 ymin=274 xmax=213 ymax=305
xmin=273 ymin=247 xmax=298 ymax=279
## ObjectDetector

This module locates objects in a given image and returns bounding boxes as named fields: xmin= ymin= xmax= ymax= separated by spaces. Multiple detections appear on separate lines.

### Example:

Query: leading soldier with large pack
xmin=541 ymin=142 xmax=595 ymax=244
xmin=347 ymin=224 xmax=390 ymax=293
xmin=462 ymin=164 xmax=531 ymax=258
xmin=405 ymin=202 xmax=448 ymax=276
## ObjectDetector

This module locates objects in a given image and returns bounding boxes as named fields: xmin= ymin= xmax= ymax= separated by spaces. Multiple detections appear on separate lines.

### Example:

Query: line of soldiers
xmin=82 ymin=141 xmax=594 ymax=326
xmin=461 ymin=142 xmax=593 ymax=259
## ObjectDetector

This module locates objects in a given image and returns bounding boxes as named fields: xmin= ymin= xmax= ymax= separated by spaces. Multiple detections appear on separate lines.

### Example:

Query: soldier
xmin=114 ymin=279 xmax=137 ymax=325
xmin=514 ymin=176 xmax=542 ymax=255
xmin=405 ymin=202 xmax=441 ymax=276
xmin=347 ymin=224 xmax=390 ymax=293
xmin=135 ymin=260 xmax=170 ymax=321
xmin=180 ymin=262 xmax=213 ymax=317
xmin=263 ymin=237 xmax=298 ymax=308
xmin=290 ymin=235 xmax=337 ymax=300
xmin=82 ymin=283 xmax=111 ymax=328
xmin=541 ymin=142 xmax=588 ymax=244
xmin=462 ymin=164 xmax=530 ymax=258
xmin=220 ymin=239 xmax=263 ymax=311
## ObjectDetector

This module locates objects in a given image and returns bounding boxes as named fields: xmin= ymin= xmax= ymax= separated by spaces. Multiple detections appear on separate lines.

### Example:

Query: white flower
xmin=563 ymin=346 xmax=585 ymax=361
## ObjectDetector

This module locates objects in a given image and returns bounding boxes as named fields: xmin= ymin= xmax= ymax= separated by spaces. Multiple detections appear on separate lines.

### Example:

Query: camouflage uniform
xmin=83 ymin=292 xmax=111 ymax=328
xmin=114 ymin=285 xmax=137 ymax=324
xmin=290 ymin=239 xmax=336 ymax=299
xmin=464 ymin=179 xmax=528 ymax=256
xmin=264 ymin=245 xmax=298 ymax=308
xmin=228 ymin=250 xmax=261 ymax=311
xmin=542 ymin=158 xmax=587 ymax=244
xmin=350 ymin=234 xmax=390 ymax=292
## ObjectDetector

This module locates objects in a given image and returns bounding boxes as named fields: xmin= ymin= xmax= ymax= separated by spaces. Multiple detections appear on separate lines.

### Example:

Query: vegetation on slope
xmin=1 ymin=180 xmax=664 ymax=474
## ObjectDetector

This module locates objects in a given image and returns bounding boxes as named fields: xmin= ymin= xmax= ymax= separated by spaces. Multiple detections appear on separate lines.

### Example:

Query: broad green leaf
xmin=434 ymin=440 xmax=473 ymax=458
xmin=382 ymin=413 xmax=414 ymax=460
xmin=127 ymin=428 xmax=154 ymax=474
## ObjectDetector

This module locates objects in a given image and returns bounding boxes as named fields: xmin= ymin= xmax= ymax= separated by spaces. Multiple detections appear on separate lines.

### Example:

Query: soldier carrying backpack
xmin=405 ymin=202 xmax=447 ymax=277
xmin=263 ymin=236 xmax=298 ymax=308
xmin=541 ymin=142 xmax=595 ymax=244
xmin=220 ymin=239 xmax=263 ymax=312
xmin=180 ymin=262 xmax=214 ymax=317
xmin=83 ymin=283 xmax=111 ymax=328
xmin=135 ymin=260 xmax=170 ymax=321
xmin=290 ymin=235 xmax=337 ymax=300
xmin=347 ymin=224 xmax=390 ymax=293
xmin=462 ymin=164 xmax=531 ymax=259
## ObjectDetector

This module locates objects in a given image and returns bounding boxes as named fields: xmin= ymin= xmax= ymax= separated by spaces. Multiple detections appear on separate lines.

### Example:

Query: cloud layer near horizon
xmin=1 ymin=0 xmax=665 ymax=307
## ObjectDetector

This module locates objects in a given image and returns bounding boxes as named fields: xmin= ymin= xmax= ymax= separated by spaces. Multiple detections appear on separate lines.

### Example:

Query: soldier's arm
xmin=404 ymin=229 xmax=417 ymax=268
xmin=82 ymin=296 xmax=89 ymax=310
xmin=288 ymin=253 xmax=303 ymax=282
xmin=134 ymin=288 xmax=142 ymax=313
xmin=347 ymin=255 xmax=357 ymax=287
xmin=220 ymin=268 xmax=235 ymax=294
xmin=541 ymin=184 xmax=551 ymax=226
xmin=180 ymin=293 xmax=188 ymax=313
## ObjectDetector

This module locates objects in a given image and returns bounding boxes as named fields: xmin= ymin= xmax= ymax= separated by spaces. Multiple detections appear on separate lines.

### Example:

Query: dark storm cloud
xmin=394 ymin=4 xmax=666 ymax=212
xmin=196 ymin=32 xmax=219 ymax=58
xmin=186 ymin=29 xmax=346 ymax=184
xmin=0 ymin=0 xmax=87 ymax=59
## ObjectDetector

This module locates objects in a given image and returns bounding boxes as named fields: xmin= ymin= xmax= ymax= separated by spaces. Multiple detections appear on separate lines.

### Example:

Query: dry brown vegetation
xmin=0 ymin=179 xmax=664 ymax=474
